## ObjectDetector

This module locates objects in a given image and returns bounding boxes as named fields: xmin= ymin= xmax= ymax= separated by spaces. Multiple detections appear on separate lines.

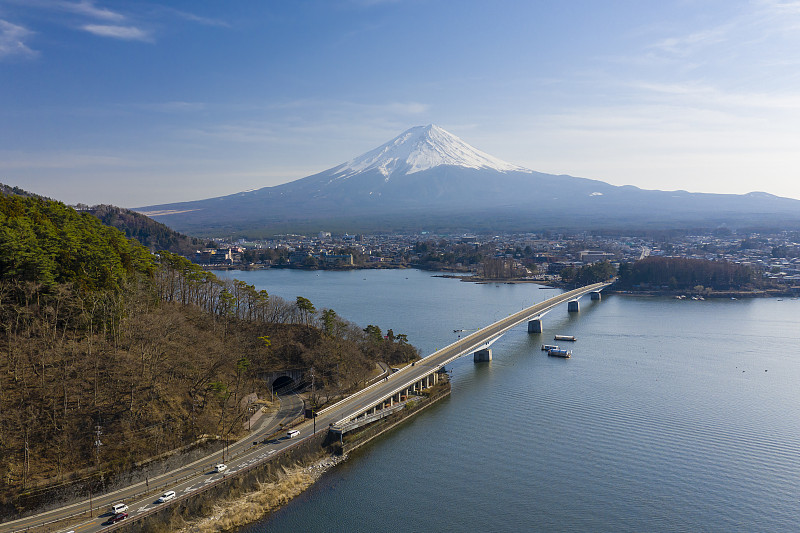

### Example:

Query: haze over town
xmin=3 ymin=0 xmax=800 ymax=207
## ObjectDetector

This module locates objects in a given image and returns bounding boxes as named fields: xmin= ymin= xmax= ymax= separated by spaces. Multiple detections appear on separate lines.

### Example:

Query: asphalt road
xmin=1 ymin=393 xmax=304 ymax=533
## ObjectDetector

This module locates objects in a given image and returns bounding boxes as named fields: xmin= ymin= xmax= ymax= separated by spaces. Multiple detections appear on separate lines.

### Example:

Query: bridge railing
xmin=322 ymin=281 xmax=612 ymax=427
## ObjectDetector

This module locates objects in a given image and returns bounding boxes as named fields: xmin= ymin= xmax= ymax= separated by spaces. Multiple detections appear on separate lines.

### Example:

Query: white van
xmin=287 ymin=429 xmax=300 ymax=439
xmin=111 ymin=503 xmax=128 ymax=514
xmin=157 ymin=490 xmax=175 ymax=503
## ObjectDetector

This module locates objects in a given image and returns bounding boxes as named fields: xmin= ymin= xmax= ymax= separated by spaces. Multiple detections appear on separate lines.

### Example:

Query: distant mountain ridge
xmin=137 ymin=126 xmax=800 ymax=236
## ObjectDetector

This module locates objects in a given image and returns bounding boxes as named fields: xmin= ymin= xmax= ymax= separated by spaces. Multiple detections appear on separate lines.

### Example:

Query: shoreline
xmin=177 ymin=379 xmax=451 ymax=532
xmin=178 ymin=454 xmax=347 ymax=533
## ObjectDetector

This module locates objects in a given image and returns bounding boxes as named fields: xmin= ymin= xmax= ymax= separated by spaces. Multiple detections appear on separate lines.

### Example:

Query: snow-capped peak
xmin=331 ymin=124 xmax=530 ymax=180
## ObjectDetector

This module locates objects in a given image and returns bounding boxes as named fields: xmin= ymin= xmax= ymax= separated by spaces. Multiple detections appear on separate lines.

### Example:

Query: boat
xmin=541 ymin=344 xmax=559 ymax=351
xmin=547 ymin=348 xmax=571 ymax=358
xmin=554 ymin=335 xmax=576 ymax=341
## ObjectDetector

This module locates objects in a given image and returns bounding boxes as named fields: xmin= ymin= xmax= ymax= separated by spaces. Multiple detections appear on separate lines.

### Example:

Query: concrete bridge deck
xmin=324 ymin=280 xmax=613 ymax=430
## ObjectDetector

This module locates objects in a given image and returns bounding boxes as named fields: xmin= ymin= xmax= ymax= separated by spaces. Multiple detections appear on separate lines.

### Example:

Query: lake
xmin=216 ymin=268 xmax=800 ymax=532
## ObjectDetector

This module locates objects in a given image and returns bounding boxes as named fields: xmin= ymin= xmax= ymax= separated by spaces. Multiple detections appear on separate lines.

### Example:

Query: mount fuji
xmin=138 ymin=125 xmax=800 ymax=236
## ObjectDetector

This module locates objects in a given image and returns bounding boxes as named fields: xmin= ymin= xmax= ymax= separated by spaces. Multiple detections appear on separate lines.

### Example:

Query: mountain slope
xmin=330 ymin=124 xmax=528 ymax=179
xmin=88 ymin=204 xmax=204 ymax=255
xmin=137 ymin=125 xmax=800 ymax=236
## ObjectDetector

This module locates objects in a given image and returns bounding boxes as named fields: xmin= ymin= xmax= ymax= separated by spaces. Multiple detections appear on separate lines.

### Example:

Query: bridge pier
xmin=590 ymin=291 xmax=601 ymax=301
xmin=568 ymin=299 xmax=580 ymax=312
xmin=473 ymin=348 xmax=492 ymax=362
xmin=527 ymin=319 xmax=543 ymax=333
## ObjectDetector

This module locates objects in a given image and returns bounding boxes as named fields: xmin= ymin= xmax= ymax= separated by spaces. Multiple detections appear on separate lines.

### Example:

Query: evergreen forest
xmin=616 ymin=256 xmax=760 ymax=291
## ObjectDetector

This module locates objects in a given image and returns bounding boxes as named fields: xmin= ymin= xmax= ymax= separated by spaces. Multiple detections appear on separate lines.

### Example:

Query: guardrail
xmin=100 ymin=425 xmax=332 ymax=532
xmin=330 ymin=400 xmax=410 ymax=434
xmin=6 ymin=415 xmax=308 ymax=532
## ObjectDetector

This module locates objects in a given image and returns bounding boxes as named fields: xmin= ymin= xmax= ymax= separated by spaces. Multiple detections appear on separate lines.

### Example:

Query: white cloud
xmin=634 ymin=81 xmax=800 ymax=111
xmin=0 ymin=19 xmax=38 ymax=59
xmin=757 ymin=0 xmax=800 ymax=15
xmin=158 ymin=7 xmax=230 ymax=28
xmin=650 ymin=25 xmax=732 ymax=57
xmin=61 ymin=0 xmax=125 ymax=22
xmin=8 ymin=0 xmax=126 ymax=21
xmin=81 ymin=24 xmax=152 ymax=42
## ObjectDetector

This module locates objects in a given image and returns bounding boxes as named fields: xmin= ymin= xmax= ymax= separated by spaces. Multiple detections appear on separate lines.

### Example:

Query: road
xmin=1 ymin=394 xmax=304 ymax=533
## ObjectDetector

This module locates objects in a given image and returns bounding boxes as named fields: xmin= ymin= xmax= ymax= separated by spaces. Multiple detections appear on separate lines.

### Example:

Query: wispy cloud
xmin=157 ymin=6 xmax=230 ymax=28
xmin=758 ymin=0 xmax=800 ymax=15
xmin=81 ymin=24 xmax=152 ymax=42
xmin=8 ymin=1 xmax=154 ymax=43
xmin=650 ymin=25 xmax=732 ymax=57
xmin=633 ymin=81 xmax=800 ymax=111
xmin=8 ymin=0 xmax=126 ymax=21
xmin=135 ymin=101 xmax=208 ymax=113
xmin=58 ymin=0 xmax=125 ymax=22
xmin=348 ymin=0 xmax=404 ymax=6
xmin=0 ymin=150 xmax=134 ymax=169
xmin=0 ymin=19 xmax=38 ymax=59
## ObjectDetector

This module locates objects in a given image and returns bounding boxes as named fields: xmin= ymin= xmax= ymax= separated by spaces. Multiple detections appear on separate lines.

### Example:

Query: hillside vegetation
xmin=617 ymin=256 xmax=760 ymax=292
xmin=0 ymin=192 xmax=417 ymax=515
xmin=87 ymin=204 xmax=204 ymax=255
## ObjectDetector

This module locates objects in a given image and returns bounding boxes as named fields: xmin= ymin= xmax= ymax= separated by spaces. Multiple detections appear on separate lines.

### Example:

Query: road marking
xmin=136 ymin=506 xmax=150 ymax=514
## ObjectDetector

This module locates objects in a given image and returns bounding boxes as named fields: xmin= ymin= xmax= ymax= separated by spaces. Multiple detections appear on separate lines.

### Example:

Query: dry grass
xmin=178 ymin=456 xmax=343 ymax=533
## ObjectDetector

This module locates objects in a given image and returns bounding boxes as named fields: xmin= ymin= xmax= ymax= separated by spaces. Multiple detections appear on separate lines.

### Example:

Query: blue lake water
xmin=216 ymin=268 xmax=800 ymax=532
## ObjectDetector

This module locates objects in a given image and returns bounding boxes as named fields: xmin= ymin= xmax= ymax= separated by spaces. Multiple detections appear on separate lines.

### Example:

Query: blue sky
xmin=2 ymin=0 xmax=800 ymax=207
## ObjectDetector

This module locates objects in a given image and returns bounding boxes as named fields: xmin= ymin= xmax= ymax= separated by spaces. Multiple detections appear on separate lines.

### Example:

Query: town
xmin=191 ymin=229 xmax=800 ymax=288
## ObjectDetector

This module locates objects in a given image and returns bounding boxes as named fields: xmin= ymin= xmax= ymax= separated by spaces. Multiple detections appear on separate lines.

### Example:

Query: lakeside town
xmin=193 ymin=230 xmax=800 ymax=291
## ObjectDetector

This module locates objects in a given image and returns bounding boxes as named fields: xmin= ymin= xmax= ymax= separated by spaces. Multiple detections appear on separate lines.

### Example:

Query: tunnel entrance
xmin=271 ymin=375 xmax=297 ymax=393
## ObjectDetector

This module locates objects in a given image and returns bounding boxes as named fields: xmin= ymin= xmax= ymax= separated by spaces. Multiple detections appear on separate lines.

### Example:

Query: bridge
xmin=324 ymin=280 xmax=613 ymax=433
xmin=0 ymin=281 xmax=611 ymax=533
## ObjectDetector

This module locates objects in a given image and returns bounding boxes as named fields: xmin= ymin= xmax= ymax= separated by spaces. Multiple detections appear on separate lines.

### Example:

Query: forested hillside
xmin=87 ymin=204 xmax=204 ymax=255
xmin=617 ymin=256 xmax=761 ymax=291
xmin=0 ymin=193 xmax=417 ymax=514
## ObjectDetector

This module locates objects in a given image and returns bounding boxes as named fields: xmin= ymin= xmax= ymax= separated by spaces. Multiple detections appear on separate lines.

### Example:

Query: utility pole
xmin=310 ymin=367 xmax=316 ymax=433
xmin=94 ymin=424 xmax=103 ymax=466
xmin=191 ymin=394 xmax=197 ymax=440
xmin=23 ymin=428 xmax=29 ymax=490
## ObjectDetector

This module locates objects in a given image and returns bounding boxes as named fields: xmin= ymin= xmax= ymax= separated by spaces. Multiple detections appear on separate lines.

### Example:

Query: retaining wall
xmin=105 ymin=378 xmax=451 ymax=532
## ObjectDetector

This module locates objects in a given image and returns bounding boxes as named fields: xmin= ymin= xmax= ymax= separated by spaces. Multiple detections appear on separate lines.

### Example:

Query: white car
xmin=110 ymin=503 xmax=128 ymax=514
xmin=156 ymin=490 xmax=175 ymax=503
xmin=214 ymin=463 xmax=227 ymax=473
